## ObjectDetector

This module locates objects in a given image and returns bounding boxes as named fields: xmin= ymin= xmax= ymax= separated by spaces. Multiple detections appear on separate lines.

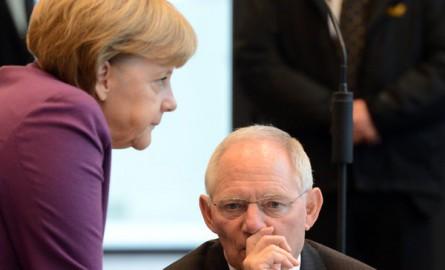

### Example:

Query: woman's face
xmin=96 ymin=55 xmax=177 ymax=150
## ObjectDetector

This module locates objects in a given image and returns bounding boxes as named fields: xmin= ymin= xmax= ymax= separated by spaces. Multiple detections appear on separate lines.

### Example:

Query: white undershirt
xmin=326 ymin=0 xmax=343 ymax=20
xmin=326 ymin=0 xmax=344 ymax=37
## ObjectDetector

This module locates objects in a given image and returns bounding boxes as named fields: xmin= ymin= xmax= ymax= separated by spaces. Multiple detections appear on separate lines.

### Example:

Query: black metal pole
xmin=325 ymin=4 xmax=354 ymax=253
xmin=337 ymin=165 xmax=348 ymax=252
xmin=331 ymin=91 xmax=353 ymax=253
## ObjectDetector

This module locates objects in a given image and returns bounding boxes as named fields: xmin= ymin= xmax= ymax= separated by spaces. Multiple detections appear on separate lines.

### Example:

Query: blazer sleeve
xmin=1 ymin=93 xmax=110 ymax=269
xmin=367 ymin=0 xmax=445 ymax=133
xmin=303 ymin=240 xmax=376 ymax=270
xmin=234 ymin=0 xmax=332 ymax=131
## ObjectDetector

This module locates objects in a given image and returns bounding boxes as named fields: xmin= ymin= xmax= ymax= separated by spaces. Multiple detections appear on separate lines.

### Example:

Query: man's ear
xmin=304 ymin=187 xmax=323 ymax=231
xmin=199 ymin=195 xmax=218 ymax=234
xmin=95 ymin=61 xmax=111 ymax=101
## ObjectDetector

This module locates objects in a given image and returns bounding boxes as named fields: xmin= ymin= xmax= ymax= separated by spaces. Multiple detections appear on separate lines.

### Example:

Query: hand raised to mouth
xmin=242 ymin=226 xmax=299 ymax=270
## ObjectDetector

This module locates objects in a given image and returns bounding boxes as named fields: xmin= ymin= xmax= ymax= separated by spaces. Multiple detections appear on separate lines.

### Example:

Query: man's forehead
xmin=224 ymin=138 xmax=283 ymax=156
xmin=218 ymin=142 xmax=297 ymax=174
xmin=219 ymin=140 xmax=292 ymax=172
xmin=212 ymin=172 xmax=300 ymax=199
xmin=208 ymin=138 xmax=301 ymax=197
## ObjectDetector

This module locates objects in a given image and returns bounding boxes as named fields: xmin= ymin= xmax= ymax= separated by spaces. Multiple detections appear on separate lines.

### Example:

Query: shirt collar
xmin=227 ymin=254 xmax=302 ymax=270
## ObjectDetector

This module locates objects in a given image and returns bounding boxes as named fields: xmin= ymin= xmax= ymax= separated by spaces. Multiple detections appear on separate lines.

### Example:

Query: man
xmin=233 ymin=1 xmax=445 ymax=269
xmin=165 ymin=125 xmax=374 ymax=270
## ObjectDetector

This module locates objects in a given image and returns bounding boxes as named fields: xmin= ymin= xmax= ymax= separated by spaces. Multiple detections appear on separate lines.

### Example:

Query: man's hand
xmin=242 ymin=227 xmax=299 ymax=270
xmin=353 ymin=99 xmax=380 ymax=144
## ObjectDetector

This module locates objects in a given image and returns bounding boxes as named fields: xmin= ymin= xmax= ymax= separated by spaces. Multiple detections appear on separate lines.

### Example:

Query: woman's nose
xmin=161 ymin=88 xmax=177 ymax=112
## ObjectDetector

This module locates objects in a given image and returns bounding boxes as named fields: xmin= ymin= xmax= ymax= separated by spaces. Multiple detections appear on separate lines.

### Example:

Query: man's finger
xmin=245 ymin=226 xmax=274 ymax=253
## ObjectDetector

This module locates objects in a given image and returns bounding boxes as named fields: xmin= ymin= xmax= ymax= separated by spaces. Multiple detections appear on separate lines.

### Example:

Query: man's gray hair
xmin=205 ymin=125 xmax=314 ymax=197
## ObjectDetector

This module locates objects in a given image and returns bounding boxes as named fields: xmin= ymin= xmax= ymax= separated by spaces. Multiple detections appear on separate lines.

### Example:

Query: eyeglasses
xmin=211 ymin=189 xmax=309 ymax=219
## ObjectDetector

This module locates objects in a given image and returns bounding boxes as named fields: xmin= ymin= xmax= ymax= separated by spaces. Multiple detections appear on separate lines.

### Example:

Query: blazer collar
xmin=300 ymin=241 xmax=328 ymax=270
xmin=309 ymin=0 xmax=404 ymax=30
xmin=311 ymin=0 xmax=331 ymax=18
xmin=204 ymin=240 xmax=230 ymax=270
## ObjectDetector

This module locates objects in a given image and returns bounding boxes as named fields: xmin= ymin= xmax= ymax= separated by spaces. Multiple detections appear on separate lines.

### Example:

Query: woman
xmin=0 ymin=0 xmax=197 ymax=269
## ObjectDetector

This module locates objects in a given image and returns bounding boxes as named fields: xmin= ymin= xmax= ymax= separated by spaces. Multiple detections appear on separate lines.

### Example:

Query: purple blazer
xmin=0 ymin=63 xmax=112 ymax=269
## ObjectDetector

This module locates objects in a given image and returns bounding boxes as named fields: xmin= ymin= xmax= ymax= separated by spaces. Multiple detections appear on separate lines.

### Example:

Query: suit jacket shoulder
xmin=164 ymin=239 xmax=374 ymax=270
xmin=164 ymin=239 xmax=229 ymax=270
xmin=302 ymin=240 xmax=376 ymax=270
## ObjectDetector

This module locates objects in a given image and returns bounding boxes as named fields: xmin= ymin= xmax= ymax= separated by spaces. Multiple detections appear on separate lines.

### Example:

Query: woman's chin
xmin=111 ymin=128 xmax=152 ymax=150
xmin=131 ymin=135 xmax=152 ymax=150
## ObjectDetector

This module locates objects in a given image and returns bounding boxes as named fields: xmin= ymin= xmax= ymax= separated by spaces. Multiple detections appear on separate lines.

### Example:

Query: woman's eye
xmin=157 ymin=77 xmax=168 ymax=87
xmin=152 ymin=77 xmax=168 ymax=92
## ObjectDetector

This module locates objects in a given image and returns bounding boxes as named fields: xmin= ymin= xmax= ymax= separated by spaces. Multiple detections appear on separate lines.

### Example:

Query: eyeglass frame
xmin=209 ymin=188 xmax=310 ymax=219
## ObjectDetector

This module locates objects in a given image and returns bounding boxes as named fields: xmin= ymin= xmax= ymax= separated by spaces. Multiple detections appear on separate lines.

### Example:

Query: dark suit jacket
xmin=0 ymin=0 xmax=33 ymax=66
xmin=234 ymin=0 xmax=445 ymax=216
xmin=164 ymin=239 xmax=375 ymax=270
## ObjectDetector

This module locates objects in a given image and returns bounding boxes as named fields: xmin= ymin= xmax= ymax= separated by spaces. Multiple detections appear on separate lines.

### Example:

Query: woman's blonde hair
xmin=27 ymin=0 xmax=197 ymax=93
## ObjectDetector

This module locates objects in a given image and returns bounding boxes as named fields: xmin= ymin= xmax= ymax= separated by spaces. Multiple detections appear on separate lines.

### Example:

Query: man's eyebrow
xmin=260 ymin=193 xmax=288 ymax=199
xmin=218 ymin=196 xmax=245 ymax=201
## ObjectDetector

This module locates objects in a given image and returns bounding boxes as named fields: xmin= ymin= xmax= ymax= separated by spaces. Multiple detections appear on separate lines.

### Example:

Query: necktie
xmin=340 ymin=0 xmax=370 ymax=93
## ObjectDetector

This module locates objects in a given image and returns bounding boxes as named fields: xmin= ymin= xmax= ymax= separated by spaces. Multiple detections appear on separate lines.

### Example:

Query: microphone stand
xmin=325 ymin=4 xmax=353 ymax=253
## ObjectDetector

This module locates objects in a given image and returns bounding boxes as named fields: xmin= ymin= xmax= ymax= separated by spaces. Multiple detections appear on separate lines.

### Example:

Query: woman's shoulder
xmin=2 ymin=63 xmax=93 ymax=102
xmin=0 ymin=63 xmax=111 ymax=146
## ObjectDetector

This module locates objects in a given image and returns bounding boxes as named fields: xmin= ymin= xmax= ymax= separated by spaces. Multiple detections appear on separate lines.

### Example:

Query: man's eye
xmin=222 ymin=202 xmax=244 ymax=211
xmin=263 ymin=200 xmax=286 ymax=209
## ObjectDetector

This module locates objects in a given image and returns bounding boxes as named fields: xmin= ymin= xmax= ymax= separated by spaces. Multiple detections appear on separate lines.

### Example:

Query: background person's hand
xmin=353 ymin=99 xmax=380 ymax=144
xmin=243 ymin=227 xmax=299 ymax=270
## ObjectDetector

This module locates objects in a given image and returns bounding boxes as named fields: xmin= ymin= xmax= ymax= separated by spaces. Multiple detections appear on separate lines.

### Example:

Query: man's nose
xmin=241 ymin=203 xmax=267 ymax=234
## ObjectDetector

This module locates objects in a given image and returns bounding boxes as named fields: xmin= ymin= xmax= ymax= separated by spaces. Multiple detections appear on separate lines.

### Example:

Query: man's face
xmin=201 ymin=139 xmax=314 ymax=270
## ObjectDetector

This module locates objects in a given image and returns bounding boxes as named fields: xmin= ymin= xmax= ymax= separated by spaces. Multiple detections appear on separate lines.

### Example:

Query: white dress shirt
xmin=227 ymin=254 xmax=302 ymax=270
xmin=326 ymin=0 xmax=343 ymax=19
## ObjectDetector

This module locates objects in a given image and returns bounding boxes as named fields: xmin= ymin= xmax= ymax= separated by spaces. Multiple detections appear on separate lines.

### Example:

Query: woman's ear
xmin=95 ymin=61 xmax=111 ymax=101
xmin=199 ymin=195 xmax=218 ymax=234
xmin=304 ymin=187 xmax=323 ymax=231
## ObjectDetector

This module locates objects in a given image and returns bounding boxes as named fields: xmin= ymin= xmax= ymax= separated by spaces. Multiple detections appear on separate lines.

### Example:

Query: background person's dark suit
xmin=234 ymin=0 xmax=445 ymax=269
xmin=164 ymin=239 xmax=375 ymax=270
xmin=0 ymin=0 xmax=33 ymax=66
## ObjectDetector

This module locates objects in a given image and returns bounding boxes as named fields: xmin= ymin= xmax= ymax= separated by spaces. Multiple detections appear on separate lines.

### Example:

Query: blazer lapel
xmin=25 ymin=0 xmax=34 ymax=21
xmin=300 ymin=242 xmax=328 ymax=270
xmin=309 ymin=0 xmax=330 ymax=19
xmin=309 ymin=0 xmax=397 ymax=30
xmin=203 ymin=240 xmax=230 ymax=270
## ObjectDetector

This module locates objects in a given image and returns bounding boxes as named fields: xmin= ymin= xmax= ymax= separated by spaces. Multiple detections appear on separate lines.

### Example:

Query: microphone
xmin=326 ymin=3 xmax=353 ymax=164
xmin=324 ymin=3 xmax=353 ymax=253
